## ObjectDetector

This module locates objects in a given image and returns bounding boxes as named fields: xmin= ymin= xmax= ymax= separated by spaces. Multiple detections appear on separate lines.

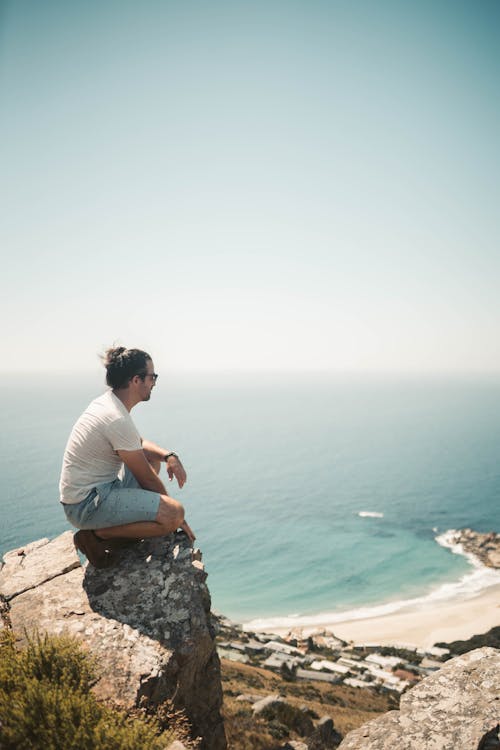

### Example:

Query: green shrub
xmin=0 ymin=630 xmax=191 ymax=750
xmin=436 ymin=626 xmax=500 ymax=657
xmin=265 ymin=719 xmax=289 ymax=740
xmin=279 ymin=662 xmax=297 ymax=682
xmin=260 ymin=701 xmax=314 ymax=736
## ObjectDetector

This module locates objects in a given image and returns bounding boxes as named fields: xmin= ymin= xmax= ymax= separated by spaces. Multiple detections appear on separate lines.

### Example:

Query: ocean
xmin=2 ymin=372 xmax=500 ymax=629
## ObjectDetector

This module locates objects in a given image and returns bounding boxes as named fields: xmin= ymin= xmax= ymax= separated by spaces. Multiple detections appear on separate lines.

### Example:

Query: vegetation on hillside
xmin=436 ymin=626 xmax=500 ymax=657
xmin=0 ymin=630 xmax=197 ymax=750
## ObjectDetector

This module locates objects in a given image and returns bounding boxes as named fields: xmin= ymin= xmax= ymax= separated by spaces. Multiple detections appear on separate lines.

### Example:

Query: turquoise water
xmin=2 ymin=373 xmax=500 ymax=624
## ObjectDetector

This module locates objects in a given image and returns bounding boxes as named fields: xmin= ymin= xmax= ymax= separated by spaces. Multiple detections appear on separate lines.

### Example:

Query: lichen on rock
xmin=338 ymin=647 xmax=500 ymax=749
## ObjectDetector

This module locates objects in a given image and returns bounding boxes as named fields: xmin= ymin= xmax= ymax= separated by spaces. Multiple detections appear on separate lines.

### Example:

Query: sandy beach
xmin=257 ymin=584 xmax=500 ymax=650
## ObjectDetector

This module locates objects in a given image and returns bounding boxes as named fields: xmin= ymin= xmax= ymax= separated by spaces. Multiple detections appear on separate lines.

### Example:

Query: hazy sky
xmin=1 ymin=0 xmax=499 ymax=374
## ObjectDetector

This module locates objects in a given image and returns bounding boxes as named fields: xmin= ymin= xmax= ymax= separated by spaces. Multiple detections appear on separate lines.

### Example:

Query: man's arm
xmin=141 ymin=439 xmax=187 ymax=488
xmin=117 ymin=449 xmax=168 ymax=494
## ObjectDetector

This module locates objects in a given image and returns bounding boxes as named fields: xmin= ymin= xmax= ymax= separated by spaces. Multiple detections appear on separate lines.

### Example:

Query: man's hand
xmin=180 ymin=519 xmax=196 ymax=545
xmin=166 ymin=454 xmax=187 ymax=488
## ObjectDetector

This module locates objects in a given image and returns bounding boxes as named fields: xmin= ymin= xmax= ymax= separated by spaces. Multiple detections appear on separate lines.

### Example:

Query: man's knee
xmin=156 ymin=495 xmax=184 ymax=530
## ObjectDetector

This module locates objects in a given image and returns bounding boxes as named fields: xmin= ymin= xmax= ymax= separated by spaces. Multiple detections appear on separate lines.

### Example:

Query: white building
xmin=264 ymin=640 xmax=305 ymax=656
xmin=344 ymin=677 xmax=368 ymax=688
xmin=365 ymin=653 xmax=401 ymax=669
xmin=310 ymin=659 xmax=350 ymax=675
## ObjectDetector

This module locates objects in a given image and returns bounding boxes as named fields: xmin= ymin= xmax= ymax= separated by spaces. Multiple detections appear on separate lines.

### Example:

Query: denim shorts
xmin=63 ymin=466 xmax=161 ymax=530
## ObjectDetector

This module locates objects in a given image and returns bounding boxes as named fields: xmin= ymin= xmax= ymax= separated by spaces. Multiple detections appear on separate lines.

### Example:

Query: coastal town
xmin=215 ymin=615 xmax=449 ymax=696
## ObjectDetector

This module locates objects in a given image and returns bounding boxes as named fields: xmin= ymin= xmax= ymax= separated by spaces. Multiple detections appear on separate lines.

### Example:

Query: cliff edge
xmin=0 ymin=531 xmax=226 ymax=750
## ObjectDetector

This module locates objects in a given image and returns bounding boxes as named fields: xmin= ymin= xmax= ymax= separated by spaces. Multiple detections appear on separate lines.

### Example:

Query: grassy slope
xmin=221 ymin=658 xmax=398 ymax=750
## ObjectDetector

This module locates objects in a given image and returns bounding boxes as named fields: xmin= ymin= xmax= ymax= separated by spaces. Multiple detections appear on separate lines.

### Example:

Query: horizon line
xmin=2 ymin=368 xmax=500 ymax=378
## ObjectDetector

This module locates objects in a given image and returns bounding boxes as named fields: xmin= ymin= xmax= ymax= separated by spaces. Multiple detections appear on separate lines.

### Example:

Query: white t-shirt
xmin=59 ymin=390 xmax=142 ymax=504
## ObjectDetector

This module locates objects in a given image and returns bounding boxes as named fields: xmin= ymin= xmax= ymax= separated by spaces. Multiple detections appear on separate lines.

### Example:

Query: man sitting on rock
xmin=59 ymin=346 xmax=195 ymax=568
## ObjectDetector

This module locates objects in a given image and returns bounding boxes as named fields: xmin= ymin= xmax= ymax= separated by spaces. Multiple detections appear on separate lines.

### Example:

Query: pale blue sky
xmin=1 ymin=0 xmax=499 ymax=374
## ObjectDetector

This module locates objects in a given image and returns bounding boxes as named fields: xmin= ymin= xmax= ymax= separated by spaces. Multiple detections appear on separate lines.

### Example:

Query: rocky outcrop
xmin=0 ymin=531 xmax=226 ymax=750
xmin=451 ymin=529 xmax=500 ymax=568
xmin=338 ymin=647 xmax=500 ymax=749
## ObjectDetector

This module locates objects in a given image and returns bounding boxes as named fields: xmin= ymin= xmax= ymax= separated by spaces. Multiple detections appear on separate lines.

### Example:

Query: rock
xmin=488 ymin=551 xmax=500 ymax=567
xmin=307 ymin=716 xmax=343 ymax=748
xmin=280 ymin=742 xmax=308 ymax=750
xmin=236 ymin=693 xmax=263 ymax=703
xmin=0 ymin=531 xmax=226 ymax=750
xmin=338 ymin=647 xmax=500 ymax=749
xmin=451 ymin=529 xmax=500 ymax=569
xmin=252 ymin=694 xmax=284 ymax=714
xmin=0 ymin=533 xmax=80 ymax=600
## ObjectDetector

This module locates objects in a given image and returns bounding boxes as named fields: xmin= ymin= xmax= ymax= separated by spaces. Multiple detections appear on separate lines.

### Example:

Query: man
xmin=59 ymin=346 xmax=195 ymax=568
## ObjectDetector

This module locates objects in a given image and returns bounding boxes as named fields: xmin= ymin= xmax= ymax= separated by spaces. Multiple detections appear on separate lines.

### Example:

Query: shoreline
xmin=249 ymin=583 xmax=500 ymax=650
xmin=243 ymin=529 xmax=500 ymax=650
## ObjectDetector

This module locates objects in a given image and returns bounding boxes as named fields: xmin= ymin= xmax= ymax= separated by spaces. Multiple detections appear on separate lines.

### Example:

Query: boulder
xmin=252 ymin=694 xmax=285 ymax=714
xmin=338 ymin=647 xmax=500 ymax=749
xmin=0 ymin=530 xmax=226 ymax=750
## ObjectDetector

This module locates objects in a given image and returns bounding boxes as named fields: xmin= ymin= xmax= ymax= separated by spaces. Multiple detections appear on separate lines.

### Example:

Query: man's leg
xmin=73 ymin=494 xmax=189 ymax=568
xmin=97 ymin=494 xmax=184 ymax=540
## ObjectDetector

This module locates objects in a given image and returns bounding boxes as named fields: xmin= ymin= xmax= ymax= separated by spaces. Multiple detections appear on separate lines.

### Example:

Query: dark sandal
xmin=97 ymin=536 xmax=138 ymax=551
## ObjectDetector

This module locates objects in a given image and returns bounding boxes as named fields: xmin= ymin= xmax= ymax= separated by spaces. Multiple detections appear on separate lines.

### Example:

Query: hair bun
xmin=103 ymin=346 xmax=126 ymax=367
xmin=114 ymin=346 xmax=126 ymax=361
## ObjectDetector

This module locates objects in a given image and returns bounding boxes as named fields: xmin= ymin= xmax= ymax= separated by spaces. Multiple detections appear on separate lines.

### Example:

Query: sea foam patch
xmin=358 ymin=511 xmax=384 ymax=518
